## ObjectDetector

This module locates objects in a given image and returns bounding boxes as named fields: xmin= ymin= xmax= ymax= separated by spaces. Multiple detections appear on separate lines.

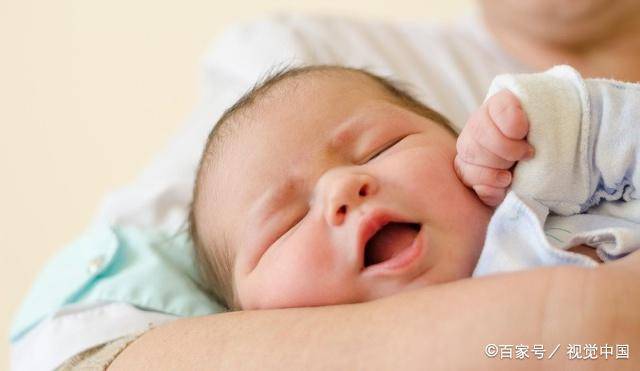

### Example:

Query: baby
xmin=189 ymin=65 xmax=640 ymax=310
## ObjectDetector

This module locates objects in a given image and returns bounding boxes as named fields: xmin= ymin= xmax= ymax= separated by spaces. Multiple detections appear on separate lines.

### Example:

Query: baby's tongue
xmin=365 ymin=223 xmax=417 ymax=266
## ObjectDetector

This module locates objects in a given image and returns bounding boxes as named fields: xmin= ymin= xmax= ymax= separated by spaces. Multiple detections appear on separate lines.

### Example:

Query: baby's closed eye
xmin=363 ymin=135 xmax=409 ymax=163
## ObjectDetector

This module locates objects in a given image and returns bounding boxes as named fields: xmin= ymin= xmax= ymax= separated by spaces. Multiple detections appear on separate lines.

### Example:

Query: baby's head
xmin=190 ymin=66 xmax=492 ymax=311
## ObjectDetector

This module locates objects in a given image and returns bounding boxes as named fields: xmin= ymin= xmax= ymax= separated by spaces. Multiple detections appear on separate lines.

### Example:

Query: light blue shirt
xmin=10 ymin=223 xmax=224 ymax=343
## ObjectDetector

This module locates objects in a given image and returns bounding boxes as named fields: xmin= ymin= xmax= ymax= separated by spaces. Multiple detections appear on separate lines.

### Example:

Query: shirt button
xmin=87 ymin=255 xmax=105 ymax=275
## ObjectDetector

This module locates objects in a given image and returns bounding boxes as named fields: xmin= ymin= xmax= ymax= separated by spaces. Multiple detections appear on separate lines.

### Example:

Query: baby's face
xmin=199 ymin=73 xmax=492 ymax=309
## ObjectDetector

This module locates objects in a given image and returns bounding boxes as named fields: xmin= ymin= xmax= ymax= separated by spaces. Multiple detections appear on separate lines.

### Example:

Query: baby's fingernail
xmin=524 ymin=147 xmax=535 ymax=159
xmin=497 ymin=171 xmax=511 ymax=185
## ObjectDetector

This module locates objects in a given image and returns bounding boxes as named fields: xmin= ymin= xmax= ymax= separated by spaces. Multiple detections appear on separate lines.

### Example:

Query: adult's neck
xmin=482 ymin=3 xmax=640 ymax=82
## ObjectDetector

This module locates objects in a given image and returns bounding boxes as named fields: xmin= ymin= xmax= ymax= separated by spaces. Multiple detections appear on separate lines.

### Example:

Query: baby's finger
xmin=467 ymin=106 xmax=534 ymax=162
xmin=472 ymin=185 xmax=507 ymax=208
xmin=454 ymin=156 xmax=512 ymax=188
xmin=456 ymin=133 xmax=515 ymax=169
xmin=487 ymin=90 xmax=530 ymax=140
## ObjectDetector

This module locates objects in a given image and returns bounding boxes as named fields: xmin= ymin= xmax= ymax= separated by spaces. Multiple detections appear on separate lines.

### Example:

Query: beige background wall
xmin=0 ymin=0 xmax=473 ymax=368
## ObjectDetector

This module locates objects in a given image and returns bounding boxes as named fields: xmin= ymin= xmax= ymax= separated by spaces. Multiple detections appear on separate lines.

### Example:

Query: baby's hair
xmin=189 ymin=64 xmax=455 ymax=310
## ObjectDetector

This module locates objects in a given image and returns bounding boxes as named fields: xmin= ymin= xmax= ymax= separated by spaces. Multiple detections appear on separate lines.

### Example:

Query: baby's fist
xmin=455 ymin=90 xmax=534 ymax=207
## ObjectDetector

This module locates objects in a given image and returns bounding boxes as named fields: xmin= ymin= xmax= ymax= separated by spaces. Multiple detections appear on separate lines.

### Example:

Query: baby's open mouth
xmin=364 ymin=222 xmax=421 ymax=268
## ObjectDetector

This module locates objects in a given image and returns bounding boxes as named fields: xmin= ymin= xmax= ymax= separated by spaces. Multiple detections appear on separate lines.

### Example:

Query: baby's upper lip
xmin=356 ymin=208 xmax=413 ymax=270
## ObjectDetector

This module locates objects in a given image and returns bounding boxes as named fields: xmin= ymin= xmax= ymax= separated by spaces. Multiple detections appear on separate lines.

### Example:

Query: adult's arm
xmin=110 ymin=253 xmax=640 ymax=370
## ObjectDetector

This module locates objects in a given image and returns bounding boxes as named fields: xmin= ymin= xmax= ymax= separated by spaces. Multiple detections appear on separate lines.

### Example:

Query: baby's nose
xmin=323 ymin=172 xmax=378 ymax=226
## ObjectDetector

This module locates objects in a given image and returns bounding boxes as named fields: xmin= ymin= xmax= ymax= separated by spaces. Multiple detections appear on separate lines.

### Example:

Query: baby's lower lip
xmin=361 ymin=230 xmax=423 ymax=276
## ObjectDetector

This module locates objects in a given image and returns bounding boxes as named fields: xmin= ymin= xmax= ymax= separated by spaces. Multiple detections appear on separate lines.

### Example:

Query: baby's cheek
xmin=244 ymin=259 xmax=324 ymax=309
xmin=288 ymin=223 xmax=338 ymax=271
xmin=396 ymin=148 xmax=457 ymax=196
xmin=258 ymin=264 xmax=353 ymax=309
xmin=261 ymin=230 xmax=345 ymax=307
